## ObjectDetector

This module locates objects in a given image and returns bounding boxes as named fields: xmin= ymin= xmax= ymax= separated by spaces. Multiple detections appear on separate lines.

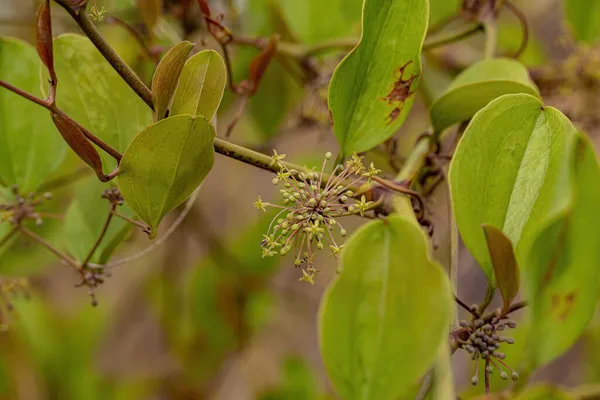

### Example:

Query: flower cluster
xmin=0 ymin=185 xmax=52 ymax=227
xmin=457 ymin=310 xmax=519 ymax=387
xmin=255 ymin=151 xmax=380 ymax=283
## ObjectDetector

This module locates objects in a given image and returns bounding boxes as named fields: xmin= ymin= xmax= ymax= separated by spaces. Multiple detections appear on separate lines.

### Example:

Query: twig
xmin=111 ymin=209 xmax=149 ymax=232
xmin=423 ymin=23 xmax=484 ymax=51
xmin=0 ymin=79 xmax=122 ymax=162
xmin=91 ymin=187 xmax=202 ymax=269
xmin=53 ymin=0 xmax=155 ymax=110
xmin=0 ymin=227 xmax=18 ymax=250
xmin=504 ymin=0 xmax=529 ymax=59
xmin=455 ymin=295 xmax=479 ymax=317
xmin=81 ymin=205 xmax=115 ymax=268
xmin=17 ymin=225 xmax=79 ymax=269
xmin=480 ymin=300 xmax=527 ymax=324
xmin=225 ymin=95 xmax=249 ymax=137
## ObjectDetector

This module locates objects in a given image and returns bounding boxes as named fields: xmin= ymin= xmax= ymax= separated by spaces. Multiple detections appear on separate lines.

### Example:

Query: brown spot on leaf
xmin=382 ymin=61 xmax=419 ymax=125
xmin=557 ymin=292 xmax=576 ymax=322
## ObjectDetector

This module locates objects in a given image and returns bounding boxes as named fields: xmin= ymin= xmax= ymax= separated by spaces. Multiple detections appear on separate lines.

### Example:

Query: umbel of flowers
xmin=255 ymin=151 xmax=381 ymax=283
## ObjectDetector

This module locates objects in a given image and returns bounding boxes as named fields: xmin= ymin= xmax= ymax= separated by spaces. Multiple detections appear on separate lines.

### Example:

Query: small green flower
xmin=299 ymin=269 xmax=315 ymax=285
xmin=362 ymin=162 xmax=382 ymax=183
xmin=254 ymin=195 xmax=267 ymax=212
xmin=355 ymin=195 xmax=371 ymax=217
xmin=270 ymin=150 xmax=287 ymax=166
xmin=89 ymin=5 xmax=106 ymax=22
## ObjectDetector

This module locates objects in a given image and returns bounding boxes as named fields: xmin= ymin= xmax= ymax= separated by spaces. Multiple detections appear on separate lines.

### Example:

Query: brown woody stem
xmin=53 ymin=0 xmax=154 ymax=110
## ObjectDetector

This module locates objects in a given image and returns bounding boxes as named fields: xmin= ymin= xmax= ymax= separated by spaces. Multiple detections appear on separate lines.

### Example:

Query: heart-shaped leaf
xmin=0 ymin=37 xmax=66 ymax=192
xmin=328 ymin=0 xmax=429 ymax=157
xmin=523 ymin=133 xmax=600 ymax=370
xmin=170 ymin=49 xmax=227 ymax=120
xmin=152 ymin=41 xmax=194 ymax=120
xmin=117 ymin=115 xmax=215 ymax=238
xmin=319 ymin=215 xmax=452 ymax=400
xmin=482 ymin=224 xmax=520 ymax=314
xmin=449 ymin=93 xmax=577 ymax=282
xmin=63 ymin=179 xmax=133 ymax=264
xmin=49 ymin=34 xmax=153 ymax=171
xmin=430 ymin=58 xmax=539 ymax=134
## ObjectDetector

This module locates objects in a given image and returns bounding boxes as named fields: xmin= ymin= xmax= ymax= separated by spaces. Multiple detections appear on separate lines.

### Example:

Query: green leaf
xmin=279 ymin=0 xmax=362 ymax=44
xmin=482 ymin=224 xmax=520 ymax=313
xmin=449 ymin=94 xmax=577 ymax=282
xmin=430 ymin=58 xmax=539 ymax=133
xmin=524 ymin=134 xmax=600 ymax=370
xmin=169 ymin=50 xmax=227 ymax=121
xmin=151 ymin=41 xmax=194 ymax=120
xmin=565 ymin=0 xmax=600 ymax=45
xmin=0 ymin=37 xmax=66 ymax=192
xmin=117 ymin=115 xmax=215 ymax=238
xmin=50 ymin=34 xmax=153 ymax=171
xmin=63 ymin=178 xmax=132 ymax=264
xmin=319 ymin=215 xmax=452 ymax=400
xmin=328 ymin=0 xmax=429 ymax=157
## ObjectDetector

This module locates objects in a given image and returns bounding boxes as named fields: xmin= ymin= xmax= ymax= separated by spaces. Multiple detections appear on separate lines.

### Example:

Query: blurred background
xmin=1 ymin=0 xmax=600 ymax=399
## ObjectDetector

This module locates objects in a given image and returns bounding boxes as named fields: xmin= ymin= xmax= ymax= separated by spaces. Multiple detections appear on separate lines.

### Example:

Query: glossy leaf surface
xmin=0 ymin=38 xmax=65 ymax=192
xmin=118 ymin=115 xmax=215 ymax=238
xmin=449 ymin=94 xmax=576 ymax=281
xmin=319 ymin=215 xmax=452 ymax=400
xmin=430 ymin=58 xmax=539 ymax=133
xmin=328 ymin=0 xmax=429 ymax=157
xmin=170 ymin=49 xmax=226 ymax=121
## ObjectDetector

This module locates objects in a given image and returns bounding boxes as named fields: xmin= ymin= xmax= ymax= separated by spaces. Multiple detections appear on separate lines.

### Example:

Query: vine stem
xmin=0 ymin=79 xmax=122 ymax=161
xmin=17 ymin=225 xmax=79 ymax=269
xmin=235 ymin=23 xmax=483 ymax=60
xmin=80 ymin=204 xmax=115 ymax=268
xmin=53 ymin=0 xmax=154 ymax=110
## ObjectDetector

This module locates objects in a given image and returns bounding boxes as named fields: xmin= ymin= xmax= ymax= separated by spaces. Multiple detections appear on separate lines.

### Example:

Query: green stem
xmin=395 ymin=137 xmax=432 ymax=183
xmin=423 ymin=24 xmax=483 ymax=51
xmin=483 ymin=18 xmax=497 ymax=59
xmin=53 ymin=0 xmax=154 ymax=110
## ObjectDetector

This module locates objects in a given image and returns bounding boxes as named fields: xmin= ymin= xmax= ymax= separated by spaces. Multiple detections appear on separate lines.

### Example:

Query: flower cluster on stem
xmin=255 ymin=151 xmax=380 ymax=283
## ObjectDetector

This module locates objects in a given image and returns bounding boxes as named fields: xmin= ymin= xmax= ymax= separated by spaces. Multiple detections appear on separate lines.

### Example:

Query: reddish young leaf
xmin=51 ymin=113 xmax=105 ymax=181
xmin=482 ymin=224 xmax=520 ymax=314
xmin=248 ymin=35 xmax=279 ymax=95
xmin=151 ymin=41 xmax=194 ymax=120
xmin=196 ymin=0 xmax=211 ymax=16
xmin=36 ymin=0 xmax=56 ymax=83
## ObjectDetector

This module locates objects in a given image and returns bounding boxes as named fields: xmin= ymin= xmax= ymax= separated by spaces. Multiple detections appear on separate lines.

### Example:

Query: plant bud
xmin=500 ymin=371 xmax=508 ymax=380
xmin=325 ymin=152 xmax=332 ymax=159
xmin=471 ymin=376 xmax=478 ymax=386
xmin=486 ymin=365 xmax=493 ymax=373
xmin=340 ymin=229 xmax=347 ymax=237
xmin=511 ymin=371 xmax=519 ymax=381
